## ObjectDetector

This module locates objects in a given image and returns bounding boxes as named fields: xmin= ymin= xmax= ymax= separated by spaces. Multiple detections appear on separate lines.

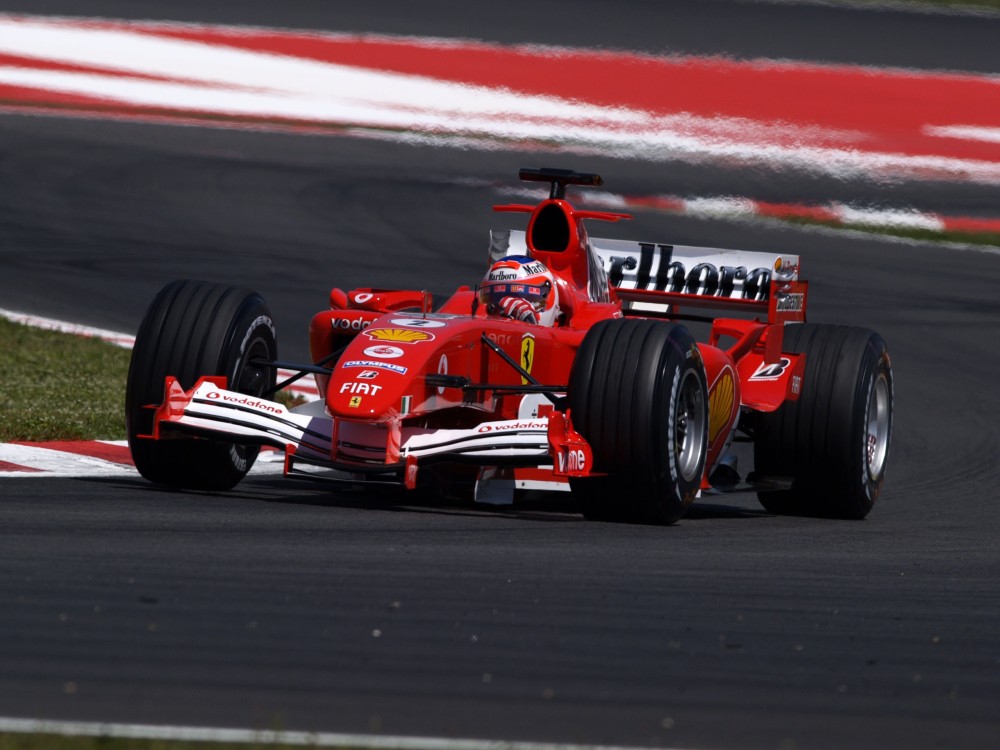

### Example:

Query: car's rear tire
xmin=126 ymin=279 xmax=277 ymax=490
xmin=754 ymin=323 xmax=892 ymax=519
xmin=567 ymin=319 xmax=709 ymax=524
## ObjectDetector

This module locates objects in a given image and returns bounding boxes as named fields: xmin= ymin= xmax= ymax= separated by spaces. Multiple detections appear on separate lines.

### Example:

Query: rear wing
xmin=490 ymin=230 xmax=807 ymax=323
xmin=590 ymin=237 xmax=806 ymax=323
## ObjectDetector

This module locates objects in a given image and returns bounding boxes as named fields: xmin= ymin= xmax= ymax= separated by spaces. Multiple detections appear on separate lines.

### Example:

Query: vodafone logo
xmin=363 ymin=345 xmax=404 ymax=359
xmin=333 ymin=317 xmax=372 ymax=331
xmin=205 ymin=391 xmax=282 ymax=414
xmin=557 ymin=449 xmax=587 ymax=473
xmin=477 ymin=421 xmax=546 ymax=433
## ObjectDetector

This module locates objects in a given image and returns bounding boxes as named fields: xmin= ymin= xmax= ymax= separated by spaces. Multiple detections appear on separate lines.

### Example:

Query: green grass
xmin=0 ymin=317 xmax=132 ymax=442
xmin=0 ymin=317 xmax=307 ymax=442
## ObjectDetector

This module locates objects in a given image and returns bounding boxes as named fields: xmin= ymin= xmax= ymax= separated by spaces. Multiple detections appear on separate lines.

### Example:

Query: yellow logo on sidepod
xmin=364 ymin=328 xmax=434 ymax=344
xmin=520 ymin=334 xmax=535 ymax=385
xmin=708 ymin=368 xmax=735 ymax=444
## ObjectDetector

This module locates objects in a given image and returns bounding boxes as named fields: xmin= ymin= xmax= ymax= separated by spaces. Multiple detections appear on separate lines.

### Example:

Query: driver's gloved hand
xmin=498 ymin=296 xmax=538 ymax=324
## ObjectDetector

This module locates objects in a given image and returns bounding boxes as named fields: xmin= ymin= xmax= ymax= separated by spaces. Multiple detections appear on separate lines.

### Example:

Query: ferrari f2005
xmin=126 ymin=168 xmax=892 ymax=523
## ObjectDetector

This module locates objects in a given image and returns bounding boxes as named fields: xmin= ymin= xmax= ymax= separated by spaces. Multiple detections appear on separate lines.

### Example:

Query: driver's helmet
xmin=479 ymin=255 xmax=560 ymax=326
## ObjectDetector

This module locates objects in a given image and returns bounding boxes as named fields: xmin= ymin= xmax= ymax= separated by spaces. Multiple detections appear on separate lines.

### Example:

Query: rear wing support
xmin=518 ymin=168 xmax=603 ymax=199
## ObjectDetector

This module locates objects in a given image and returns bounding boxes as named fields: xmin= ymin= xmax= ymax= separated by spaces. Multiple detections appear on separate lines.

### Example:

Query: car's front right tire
xmin=567 ymin=319 xmax=709 ymax=524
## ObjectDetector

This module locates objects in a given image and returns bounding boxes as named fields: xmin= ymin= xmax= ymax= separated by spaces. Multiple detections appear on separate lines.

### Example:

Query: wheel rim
xmin=675 ymin=370 xmax=707 ymax=482
xmin=228 ymin=334 xmax=274 ymax=464
xmin=233 ymin=335 xmax=273 ymax=397
xmin=866 ymin=372 xmax=891 ymax=481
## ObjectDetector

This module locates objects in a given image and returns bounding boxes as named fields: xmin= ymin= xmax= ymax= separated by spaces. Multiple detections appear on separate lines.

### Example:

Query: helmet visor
xmin=478 ymin=279 xmax=552 ymax=314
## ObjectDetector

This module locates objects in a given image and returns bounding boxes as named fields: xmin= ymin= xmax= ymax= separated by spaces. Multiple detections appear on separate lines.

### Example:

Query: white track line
xmin=0 ymin=443 xmax=287 ymax=478
xmin=0 ymin=309 xmax=135 ymax=347
xmin=0 ymin=442 xmax=133 ymax=478
xmin=0 ymin=717 xmax=695 ymax=750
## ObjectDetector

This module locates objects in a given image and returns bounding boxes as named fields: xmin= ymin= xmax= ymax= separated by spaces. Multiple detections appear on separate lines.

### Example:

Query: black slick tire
xmin=754 ymin=323 xmax=892 ymax=519
xmin=567 ymin=319 xmax=709 ymax=524
xmin=125 ymin=279 xmax=277 ymax=491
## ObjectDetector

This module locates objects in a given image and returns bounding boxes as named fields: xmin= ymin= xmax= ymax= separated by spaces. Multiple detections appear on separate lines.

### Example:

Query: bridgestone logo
xmin=206 ymin=391 xmax=282 ymax=414
xmin=667 ymin=368 xmax=680 ymax=486
xmin=775 ymin=293 xmax=804 ymax=312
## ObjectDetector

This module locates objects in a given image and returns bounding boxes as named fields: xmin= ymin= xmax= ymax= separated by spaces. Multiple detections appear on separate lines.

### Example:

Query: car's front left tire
xmin=126 ymin=279 xmax=277 ymax=490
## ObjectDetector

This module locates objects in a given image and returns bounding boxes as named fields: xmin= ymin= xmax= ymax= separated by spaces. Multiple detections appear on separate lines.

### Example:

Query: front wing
xmin=142 ymin=377 xmax=594 ymax=488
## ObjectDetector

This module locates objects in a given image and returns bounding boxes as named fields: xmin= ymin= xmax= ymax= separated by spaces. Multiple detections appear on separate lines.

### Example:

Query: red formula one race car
xmin=126 ymin=168 xmax=893 ymax=523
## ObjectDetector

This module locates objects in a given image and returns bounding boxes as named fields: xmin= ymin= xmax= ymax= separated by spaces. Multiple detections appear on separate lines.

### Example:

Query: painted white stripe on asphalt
xmin=833 ymin=206 xmax=945 ymax=231
xmin=682 ymin=197 xmax=757 ymax=218
xmin=0 ymin=308 xmax=135 ymax=347
xmin=925 ymin=125 xmax=1000 ymax=144
xmin=0 ymin=19 xmax=643 ymax=129
xmin=0 ymin=443 xmax=288 ymax=478
xmin=4 ymin=59 xmax=994 ymax=184
xmin=0 ymin=717 xmax=690 ymax=750
xmin=0 ymin=444 xmax=133 ymax=477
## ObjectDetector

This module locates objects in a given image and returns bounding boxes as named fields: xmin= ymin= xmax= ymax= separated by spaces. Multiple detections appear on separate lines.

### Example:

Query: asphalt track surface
xmin=1 ymin=2 xmax=1000 ymax=749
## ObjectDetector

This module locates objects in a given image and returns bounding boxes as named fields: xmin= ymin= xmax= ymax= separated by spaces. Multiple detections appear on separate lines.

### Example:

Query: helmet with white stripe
xmin=479 ymin=256 xmax=560 ymax=326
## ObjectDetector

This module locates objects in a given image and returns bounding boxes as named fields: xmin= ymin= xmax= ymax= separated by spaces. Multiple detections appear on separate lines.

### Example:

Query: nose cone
xmin=325 ymin=318 xmax=448 ymax=420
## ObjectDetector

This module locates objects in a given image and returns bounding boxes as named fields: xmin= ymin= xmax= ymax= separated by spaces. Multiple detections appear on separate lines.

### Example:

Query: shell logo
xmin=708 ymin=368 xmax=736 ymax=444
xmin=364 ymin=328 xmax=435 ymax=344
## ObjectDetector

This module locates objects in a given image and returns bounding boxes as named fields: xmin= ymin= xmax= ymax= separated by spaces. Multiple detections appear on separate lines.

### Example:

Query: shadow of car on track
xmin=84 ymin=475 xmax=773 ymax=524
